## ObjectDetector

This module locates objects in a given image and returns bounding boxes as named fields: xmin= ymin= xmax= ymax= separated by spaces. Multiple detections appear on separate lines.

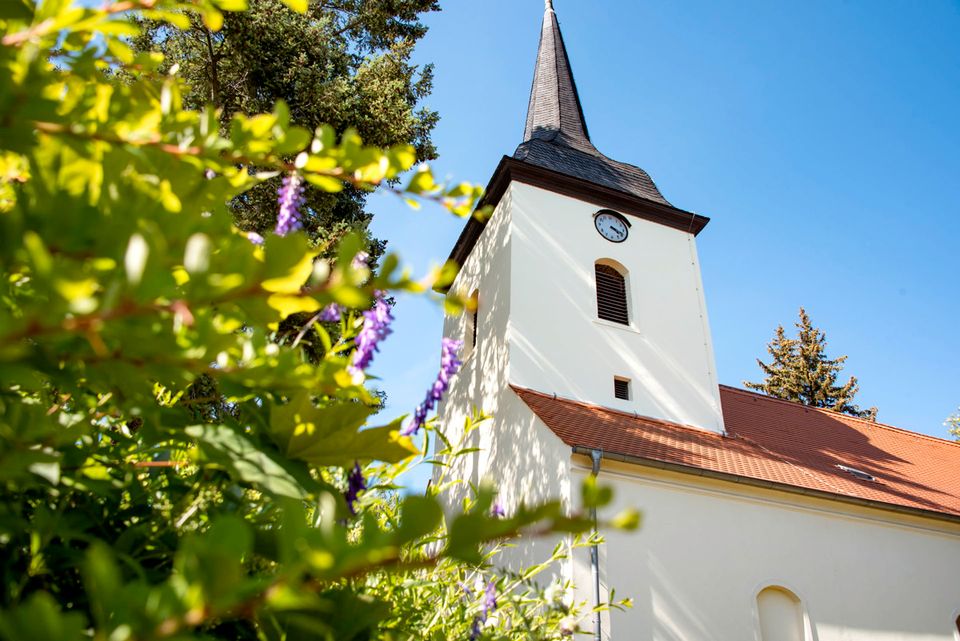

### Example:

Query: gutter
xmin=589 ymin=449 xmax=603 ymax=641
xmin=571 ymin=446 xmax=960 ymax=527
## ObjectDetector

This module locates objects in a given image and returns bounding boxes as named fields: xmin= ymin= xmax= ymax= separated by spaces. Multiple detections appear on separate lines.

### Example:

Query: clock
xmin=594 ymin=211 xmax=629 ymax=243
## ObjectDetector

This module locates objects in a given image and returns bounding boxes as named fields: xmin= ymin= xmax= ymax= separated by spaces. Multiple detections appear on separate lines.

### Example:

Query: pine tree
xmin=947 ymin=411 xmax=960 ymax=441
xmin=745 ymin=308 xmax=878 ymax=420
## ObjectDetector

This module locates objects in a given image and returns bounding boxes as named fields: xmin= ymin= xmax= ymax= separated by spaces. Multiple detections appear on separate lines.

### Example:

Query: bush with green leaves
xmin=0 ymin=1 xmax=638 ymax=639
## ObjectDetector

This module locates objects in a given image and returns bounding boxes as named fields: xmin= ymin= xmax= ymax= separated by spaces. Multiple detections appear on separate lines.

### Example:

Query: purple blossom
xmin=482 ymin=580 xmax=497 ymax=616
xmin=344 ymin=461 xmax=366 ymax=515
xmin=402 ymin=337 xmax=462 ymax=436
xmin=204 ymin=168 xmax=216 ymax=180
xmin=469 ymin=580 xmax=498 ymax=640
xmin=351 ymin=251 xmax=370 ymax=270
xmin=246 ymin=231 xmax=265 ymax=245
xmin=490 ymin=500 xmax=505 ymax=518
xmin=318 ymin=303 xmax=341 ymax=322
xmin=275 ymin=173 xmax=305 ymax=236
xmin=348 ymin=295 xmax=394 ymax=381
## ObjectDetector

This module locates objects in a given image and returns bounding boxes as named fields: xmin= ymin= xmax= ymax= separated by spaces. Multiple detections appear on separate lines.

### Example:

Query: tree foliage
xmin=745 ymin=308 xmax=878 ymax=420
xmin=947 ymin=410 xmax=960 ymax=441
xmin=0 ymin=1 xmax=637 ymax=640
xmin=131 ymin=0 xmax=440 ymax=252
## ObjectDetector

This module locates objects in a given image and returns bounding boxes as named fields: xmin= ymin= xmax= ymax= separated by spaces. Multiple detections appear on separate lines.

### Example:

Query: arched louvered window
xmin=595 ymin=263 xmax=629 ymax=325
xmin=757 ymin=586 xmax=804 ymax=641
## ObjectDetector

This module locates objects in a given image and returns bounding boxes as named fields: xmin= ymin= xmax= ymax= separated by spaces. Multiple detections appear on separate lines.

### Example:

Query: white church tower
xmin=441 ymin=0 xmax=724 ymax=437
xmin=437 ymin=3 xmax=960 ymax=641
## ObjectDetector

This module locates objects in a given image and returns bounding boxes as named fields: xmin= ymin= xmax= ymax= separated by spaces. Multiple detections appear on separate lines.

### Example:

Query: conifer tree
xmin=947 ymin=411 xmax=960 ymax=441
xmin=745 ymin=308 xmax=878 ymax=420
xmin=132 ymin=0 xmax=441 ymax=250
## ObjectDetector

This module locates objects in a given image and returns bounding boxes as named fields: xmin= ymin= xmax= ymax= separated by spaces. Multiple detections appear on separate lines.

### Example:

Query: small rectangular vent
xmin=614 ymin=378 xmax=630 ymax=400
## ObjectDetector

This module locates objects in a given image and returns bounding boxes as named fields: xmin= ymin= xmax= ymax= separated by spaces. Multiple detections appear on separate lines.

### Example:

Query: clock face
xmin=595 ymin=212 xmax=628 ymax=243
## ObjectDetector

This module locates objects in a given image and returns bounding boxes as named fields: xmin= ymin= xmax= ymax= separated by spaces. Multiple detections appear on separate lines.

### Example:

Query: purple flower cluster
xmin=348 ymin=296 xmax=394 ymax=382
xmin=318 ymin=303 xmax=341 ymax=322
xmin=351 ymin=251 xmax=370 ymax=270
xmin=246 ymin=231 xmax=265 ymax=245
xmin=401 ymin=337 xmax=462 ymax=436
xmin=469 ymin=581 xmax=498 ymax=640
xmin=344 ymin=461 xmax=366 ymax=515
xmin=483 ymin=581 xmax=497 ymax=615
xmin=275 ymin=173 xmax=305 ymax=236
xmin=490 ymin=499 xmax=505 ymax=518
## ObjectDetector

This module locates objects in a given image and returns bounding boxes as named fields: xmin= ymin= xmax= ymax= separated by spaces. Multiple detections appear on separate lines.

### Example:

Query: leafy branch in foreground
xmin=0 ymin=2 xmax=638 ymax=640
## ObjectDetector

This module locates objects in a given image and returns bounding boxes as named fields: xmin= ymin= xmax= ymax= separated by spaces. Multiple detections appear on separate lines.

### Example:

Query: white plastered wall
xmin=435 ymin=185 xmax=515 ymax=511
xmin=571 ymin=460 xmax=960 ymax=641
xmin=507 ymin=182 xmax=724 ymax=434
xmin=437 ymin=183 xmax=575 ymax=574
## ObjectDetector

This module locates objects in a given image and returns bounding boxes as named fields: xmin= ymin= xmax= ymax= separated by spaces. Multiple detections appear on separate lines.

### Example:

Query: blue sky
xmin=367 ymin=0 xmax=960 ymax=449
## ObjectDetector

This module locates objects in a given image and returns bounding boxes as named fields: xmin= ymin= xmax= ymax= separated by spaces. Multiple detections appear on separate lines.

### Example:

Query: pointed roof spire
xmin=523 ymin=0 xmax=592 ymax=149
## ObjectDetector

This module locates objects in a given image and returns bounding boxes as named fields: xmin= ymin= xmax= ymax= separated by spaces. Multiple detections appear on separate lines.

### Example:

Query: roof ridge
xmin=509 ymin=384 xmax=729 ymax=441
xmin=719 ymin=384 xmax=960 ymax=449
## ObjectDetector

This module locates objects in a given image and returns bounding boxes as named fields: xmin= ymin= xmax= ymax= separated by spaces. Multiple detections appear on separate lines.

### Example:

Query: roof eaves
xmin=569 ymin=445 xmax=960 ymax=526
xmin=442 ymin=157 xmax=710 ymax=278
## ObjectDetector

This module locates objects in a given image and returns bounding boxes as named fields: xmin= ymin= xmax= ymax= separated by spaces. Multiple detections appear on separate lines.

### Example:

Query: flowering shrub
xmin=0 ymin=1 xmax=638 ymax=640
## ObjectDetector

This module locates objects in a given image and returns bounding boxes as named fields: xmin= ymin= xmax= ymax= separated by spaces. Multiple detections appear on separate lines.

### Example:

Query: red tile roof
xmin=512 ymin=385 xmax=960 ymax=521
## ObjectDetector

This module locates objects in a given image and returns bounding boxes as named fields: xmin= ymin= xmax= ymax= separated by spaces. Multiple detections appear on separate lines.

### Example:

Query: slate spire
xmin=513 ymin=1 xmax=672 ymax=207
xmin=523 ymin=0 xmax=593 ymax=149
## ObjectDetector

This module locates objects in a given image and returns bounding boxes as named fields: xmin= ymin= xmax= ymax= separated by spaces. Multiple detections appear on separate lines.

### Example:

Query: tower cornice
xmin=445 ymin=157 xmax=710 ymax=273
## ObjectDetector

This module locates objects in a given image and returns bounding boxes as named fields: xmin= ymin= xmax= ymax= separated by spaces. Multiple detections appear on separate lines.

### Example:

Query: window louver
xmin=614 ymin=378 xmax=630 ymax=400
xmin=596 ymin=264 xmax=629 ymax=324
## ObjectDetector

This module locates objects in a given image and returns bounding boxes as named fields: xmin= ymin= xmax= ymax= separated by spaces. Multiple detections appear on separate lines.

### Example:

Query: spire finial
xmin=545 ymin=0 xmax=554 ymax=12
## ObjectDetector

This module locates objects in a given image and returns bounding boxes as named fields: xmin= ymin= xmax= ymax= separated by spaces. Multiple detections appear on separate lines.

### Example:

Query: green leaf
xmin=303 ymin=173 xmax=345 ymax=193
xmin=581 ymin=475 xmax=613 ymax=509
xmin=0 ymin=0 xmax=32 ymax=20
xmin=186 ymin=424 xmax=330 ymax=500
xmin=203 ymin=8 xmax=224 ymax=32
xmin=0 ymin=592 xmax=87 ymax=641
xmin=275 ymin=126 xmax=311 ymax=155
xmin=266 ymin=293 xmax=321 ymax=318
xmin=261 ymin=234 xmax=317 ymax=293
xmin=269 ymin=393 xmax=418 ymax=465
xmin=176 ymin=515 xmax=255 ymax=608
xmin=609 ymin=508 xmax=643 ymax=531
xmin=83 ymin=543 xmax=122 ymax=630
xmin=395 ymin=495 xmax=443 ymax=543
xmin=279 ymin=0 xmax=308 ymax=13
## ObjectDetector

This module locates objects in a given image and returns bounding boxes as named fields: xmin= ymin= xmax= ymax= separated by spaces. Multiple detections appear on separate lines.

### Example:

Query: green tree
xmin=0 ymin=2 xmax=637 ymax=639
xmin=745 ymin=308 xmax=878 ymax=420
xmin=132 ymin=0 xmax=440 ymax=252
xmin=947 ymin=410 xmax=960 ymax=441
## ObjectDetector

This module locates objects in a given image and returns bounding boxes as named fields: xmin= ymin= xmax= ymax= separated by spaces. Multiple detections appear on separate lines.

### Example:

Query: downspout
xmin=590 ymin=448 xmax=603 ymax=641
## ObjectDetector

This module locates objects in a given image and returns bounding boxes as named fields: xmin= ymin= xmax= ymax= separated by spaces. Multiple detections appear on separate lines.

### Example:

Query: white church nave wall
xmin=570 ymin=463 xmax=960 ymax=641
xmin=481 ymin=390 xmax=576 ymax=576
xmin=507 ymin=181 xmax=725 ymax=433
xmin=436 ymin=187 xmax=515 ymax=510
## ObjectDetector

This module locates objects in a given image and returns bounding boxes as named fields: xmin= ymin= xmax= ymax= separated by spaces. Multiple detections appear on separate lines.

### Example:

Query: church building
xmin=437 ymin=2 xmax=960 ymax=639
